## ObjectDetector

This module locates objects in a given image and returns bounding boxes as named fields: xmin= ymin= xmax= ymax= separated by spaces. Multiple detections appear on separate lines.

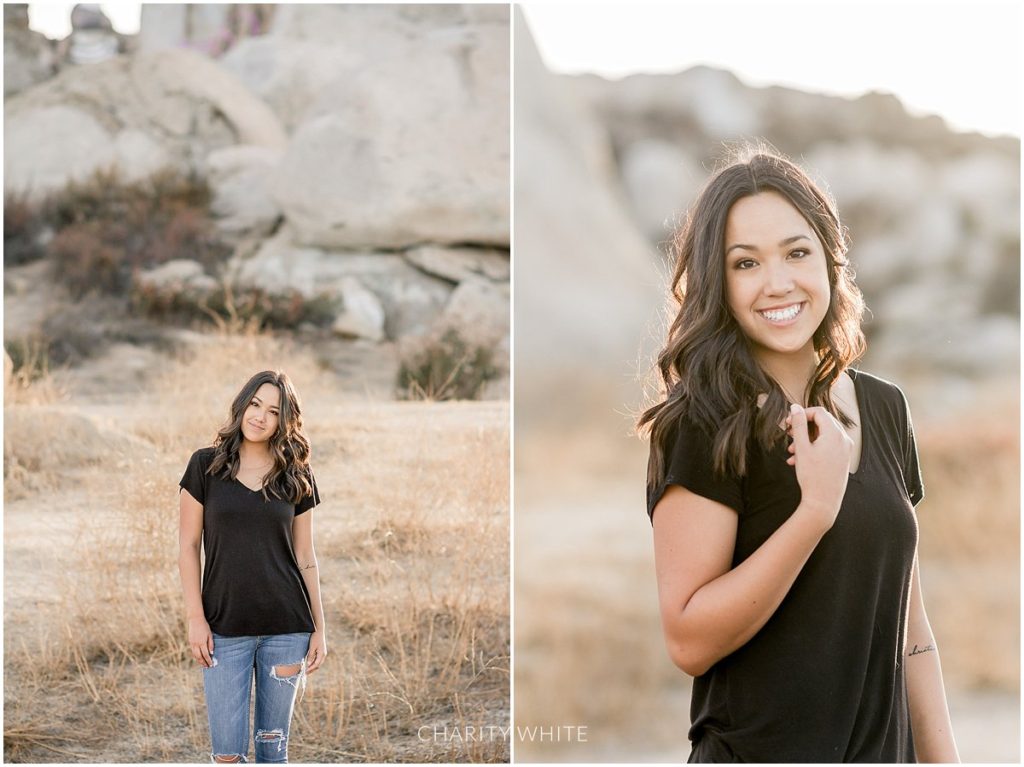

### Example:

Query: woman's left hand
xmin=306 ymin=630 xmax=327 ymax=674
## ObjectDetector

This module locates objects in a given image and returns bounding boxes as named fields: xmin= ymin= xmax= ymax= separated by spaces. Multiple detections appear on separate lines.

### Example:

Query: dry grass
xmin=3 ymin=330 xmax=509 ymax=763
xmin=911 ymin=383 xmax=1019 ymax=691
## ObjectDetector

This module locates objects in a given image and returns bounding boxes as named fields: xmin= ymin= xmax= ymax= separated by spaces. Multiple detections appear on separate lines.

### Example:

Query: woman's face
xmin=723 ymin=191 xmax=830 ymax=365
xmin=240 ymin=382 xmax=282 ymax=444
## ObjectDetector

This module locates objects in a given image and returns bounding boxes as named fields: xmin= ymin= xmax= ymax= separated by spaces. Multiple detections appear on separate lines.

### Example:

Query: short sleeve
xmin=295 ymin=468 xmax=321 ymax=516
xmin=899 ymin=389 xmax=924 ymax=506
xmin=646 ymin=416 xmax=744 ymax=523
xmin=179 ymin=449 xmax=209 ymax=504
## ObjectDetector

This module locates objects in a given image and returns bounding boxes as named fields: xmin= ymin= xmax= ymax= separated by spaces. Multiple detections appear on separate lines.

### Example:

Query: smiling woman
xmin=724 ymin=193 xmax=832 ymax=372
xmin=638 ymin=147 xmax=960 ymax=762
xmin=178 ymin=369 xmax=326 ymax=763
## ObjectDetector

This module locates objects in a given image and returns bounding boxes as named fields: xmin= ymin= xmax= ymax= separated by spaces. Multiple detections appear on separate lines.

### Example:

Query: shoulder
xmin=848 ymin=368 xmax=915 ymax=434
xmin=188 ymin=446 xmax=217 ymax=467
xmin=849 ymin=368 xmax=910 ymax=408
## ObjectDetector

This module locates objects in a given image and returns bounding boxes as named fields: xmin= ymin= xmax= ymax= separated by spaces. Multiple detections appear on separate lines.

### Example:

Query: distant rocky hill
xmin=514 ymin=11 xmax=1019 ymax=417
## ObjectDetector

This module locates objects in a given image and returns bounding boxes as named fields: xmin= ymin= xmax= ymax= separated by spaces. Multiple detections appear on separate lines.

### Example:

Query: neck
xmin=754 ymin=345 xmax=819 ymax=406
xmin=238 ymin=440 xmax=271 ymax=464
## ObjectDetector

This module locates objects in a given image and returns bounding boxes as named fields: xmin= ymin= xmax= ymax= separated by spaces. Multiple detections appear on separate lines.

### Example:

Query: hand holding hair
xmin=786 ymin=404 xmax=853 ymax=533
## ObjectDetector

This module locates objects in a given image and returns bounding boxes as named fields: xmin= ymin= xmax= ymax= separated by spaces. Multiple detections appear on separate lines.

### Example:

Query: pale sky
xmin=521 ymin=2 xmax=1022 ymax=138
xmin=28 ymin=3 xmax=141 ymax=38
xmin=24 ymin=2 xmax=1022 ymax=137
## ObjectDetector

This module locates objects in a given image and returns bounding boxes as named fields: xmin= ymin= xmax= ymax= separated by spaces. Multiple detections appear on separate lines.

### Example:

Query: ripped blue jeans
xmin=203 ymin=632 xmax=311 ymax=763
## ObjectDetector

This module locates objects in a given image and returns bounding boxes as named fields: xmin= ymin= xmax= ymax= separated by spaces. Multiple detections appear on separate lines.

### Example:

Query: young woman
xmin=178 ymin=370 xmax=327 ymax=763
xmin=639 ymin=150 xmax=959 ymax=763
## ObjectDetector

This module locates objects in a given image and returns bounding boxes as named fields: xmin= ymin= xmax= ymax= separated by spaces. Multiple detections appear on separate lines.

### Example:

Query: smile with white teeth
xmin=758 ymin=303 xmax=803 ymax=322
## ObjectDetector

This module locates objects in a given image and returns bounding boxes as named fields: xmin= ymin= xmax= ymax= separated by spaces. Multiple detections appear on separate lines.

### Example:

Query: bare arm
xmin=654 ymin=487 xmax=832 ymax=675
xmin=293 ymin=511 xmax=327 ymax=673
xmin=178 ymin=488 xmax=213 ymax=667
xmin=653 ymin=404 xmax=852 ymax=676
xmin=906 ymin=554 xmax=960 ymax=762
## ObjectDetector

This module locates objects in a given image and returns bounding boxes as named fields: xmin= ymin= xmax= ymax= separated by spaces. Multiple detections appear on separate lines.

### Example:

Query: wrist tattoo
xmin=908 ymin=643 xmax=936 ymax=657
xmin=300 ymin=563 xmax=318 ymax=571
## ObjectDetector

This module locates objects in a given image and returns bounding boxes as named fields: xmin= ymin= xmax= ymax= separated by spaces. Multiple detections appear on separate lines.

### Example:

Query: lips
xmin=248 ymin=421 xmax=266 ymax=431
xmin=757 ymin=302 xmax=804 ymax=323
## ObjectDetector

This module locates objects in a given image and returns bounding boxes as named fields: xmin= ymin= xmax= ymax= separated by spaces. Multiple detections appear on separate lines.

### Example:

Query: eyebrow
xmin=252 ymin=396 xmax=280 ymax=410
xmin=725 ymin=234 xmax=811 ymax=256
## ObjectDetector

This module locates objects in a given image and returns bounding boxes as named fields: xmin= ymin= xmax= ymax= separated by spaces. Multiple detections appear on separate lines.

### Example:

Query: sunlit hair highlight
xmin=208 ymin=370 xmax=314 ymax=504
xmin=638 ymin=145 xmax=866 ymax=488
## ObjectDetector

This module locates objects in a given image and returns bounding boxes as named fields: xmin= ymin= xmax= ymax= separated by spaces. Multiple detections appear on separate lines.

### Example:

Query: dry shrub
xmin=3 ymin=337 xmax=66 ymax=407
xmin=3 ymin=191 xmax=47 ymax=266
xmin=41 ymin=169 xmax=230 ymax=299
xmin=3 ymin=344 xmax=70 ymax=499
xmin=132 ymin=282 xmax=340 ymax=331
xmin=397 ymin=329 xmax=499 ymax=401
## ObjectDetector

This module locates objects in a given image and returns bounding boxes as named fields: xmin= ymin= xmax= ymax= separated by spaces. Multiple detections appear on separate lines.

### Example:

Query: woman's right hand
xmin=786 ymin=404 xmax=853 ymax=532
xmin=188 ymin=616 xmax=215 ymax=668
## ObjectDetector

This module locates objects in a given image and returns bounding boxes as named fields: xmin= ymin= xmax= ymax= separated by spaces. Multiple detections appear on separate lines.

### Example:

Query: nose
xmin=763 ymin=260 xmax=795 ymax=296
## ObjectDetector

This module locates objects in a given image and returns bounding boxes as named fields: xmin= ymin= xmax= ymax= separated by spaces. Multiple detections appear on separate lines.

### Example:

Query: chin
xmin=752 ymin=336 xmax=816 ymax=358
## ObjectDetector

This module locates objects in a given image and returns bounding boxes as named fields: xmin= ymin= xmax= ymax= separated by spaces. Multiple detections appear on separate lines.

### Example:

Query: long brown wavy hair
xmin=208 ymin=370 xmax=314 ymax=504
xmin=638 ymin=146 xmax=866 ymax=487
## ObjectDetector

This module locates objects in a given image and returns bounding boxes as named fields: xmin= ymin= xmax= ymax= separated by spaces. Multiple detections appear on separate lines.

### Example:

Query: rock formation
xmin=515 ymin=12 xmax=1019 ymax=410
xmin=4 ymin=5 xmax=56 ymax=97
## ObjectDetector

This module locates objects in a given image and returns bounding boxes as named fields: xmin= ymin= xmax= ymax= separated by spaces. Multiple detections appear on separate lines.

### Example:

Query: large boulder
xmin=206 ymin=145 xmax=283 ymax=238
xmin=4 ymin=48 xmax=286 ymax=200
xmin=135 ymin=258 xmax=219 ymax=296
xmin=332 ymin=277 xmax=386 ymax=342
xmin=403 ymin=245 xmax=510 ymax=284
xmin=229 ymin=228 xmax=454 ymax=339
xmin=223 ymin=4 xmax=509 ymax=249
xmin=514 ymin=10 xmax=660 ymax=406
xmin=4 ymin=5 xmax=55 ymax=97
xmin=437 ymin=277 xmax=510 ymax=352
xmin=137 ymin=5 xmax=275 ymax=56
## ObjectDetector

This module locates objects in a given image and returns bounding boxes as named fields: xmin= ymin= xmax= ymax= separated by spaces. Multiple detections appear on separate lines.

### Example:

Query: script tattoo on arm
xmin=908 ymin=643 xmax=936 ymax=657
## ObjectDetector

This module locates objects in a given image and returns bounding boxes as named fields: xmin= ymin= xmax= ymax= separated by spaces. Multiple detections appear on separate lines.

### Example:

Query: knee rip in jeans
xmin=256 ymin=729 xmax=286 ymax=753
xmin=211 ymin=754 xmax=245 ymax=763
xmin=271 ymin=662 xmax=303 ymax=679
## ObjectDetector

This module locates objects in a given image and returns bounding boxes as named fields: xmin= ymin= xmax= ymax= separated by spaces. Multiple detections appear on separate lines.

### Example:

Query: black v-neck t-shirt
xmin=180 ymin=447 xmax=320 ymax=636
xmin=647 ymin=370 xmax=923 ymax=763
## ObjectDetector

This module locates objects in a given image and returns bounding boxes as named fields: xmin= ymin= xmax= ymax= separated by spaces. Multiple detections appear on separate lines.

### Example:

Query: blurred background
xmin=514 ymin=2 xmax=1019 ymax=762
xmin=4 ymin=4 xmax=509 ymax=762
